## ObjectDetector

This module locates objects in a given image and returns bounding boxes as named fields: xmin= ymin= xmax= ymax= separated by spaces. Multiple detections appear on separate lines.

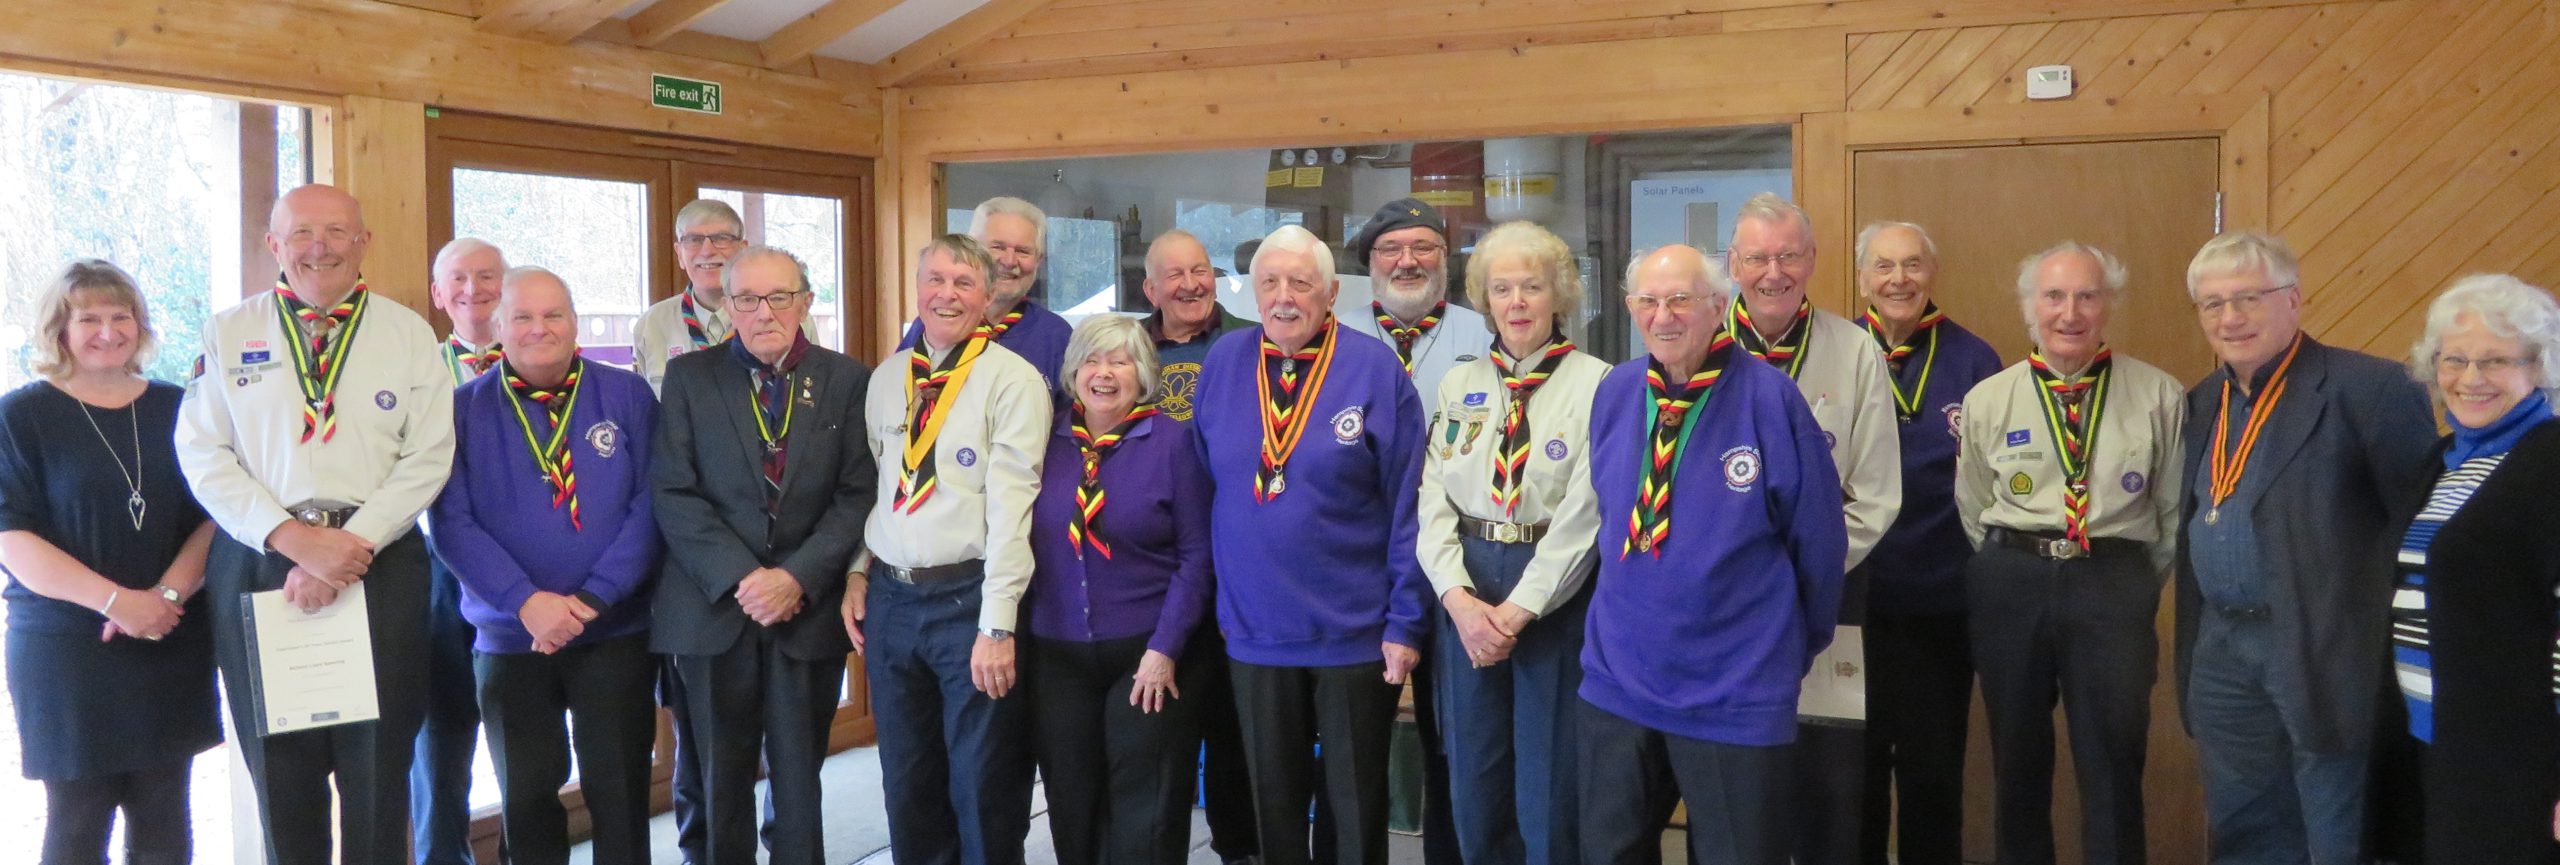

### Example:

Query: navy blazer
xmin=2172 ymin=336 xmax=2435 ymax=752
xmin=649 ymin=342 xmax=876 ymax=661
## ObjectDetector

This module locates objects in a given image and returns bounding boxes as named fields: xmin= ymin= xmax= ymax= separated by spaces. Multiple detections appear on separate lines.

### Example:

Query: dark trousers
xmin=661 ymin=657 xmax=709 ymax=865
xmin=2189 ymin=611 xmax=2368 ymax=865
xmin=1193 ymin=628 xmax=1260 ymax=861
xmin=1431 ymin=536 xmax=1587 ymax=865
xmin=1793 ymin=562 xmax=1871 ymax=865
xmin=411 ymin=550 xmax=481 ymax=865
xmin=210 ymin=532 xmax=430 ymax=865
xmin=1230 ymin=659 xmax=1400 ymax=865
xmin=1576 ymin=700 xmax=1792 ymax=865
xmin=1858 ymin=610 xmax=1972 ymax=865
xmin=672 ymin=628 xmax=844 ymax=865
xmin=1967 ymin=541 xmax=2158 ymax=865
xmin=865 ymin=565 xmax=1035 ymax=865
xmin=1028 ymin=633 xmax=1205 ymax=865
xmin=40 ymin=760 xmax=192 ymax=865
xmin=475 ymin=631 xmax=659 ymax=865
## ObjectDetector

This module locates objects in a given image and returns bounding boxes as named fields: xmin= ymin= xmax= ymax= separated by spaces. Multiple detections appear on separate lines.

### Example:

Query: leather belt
xmin=1985 ymin=527 xmax=2142 ymax=561
xmin=884 ymin=558 xmax=984 ymax=585
xmin=1457 ymin=514 xmax=1548 ymax=545
xmin=288 ymin=504 xmax=359 ymax=529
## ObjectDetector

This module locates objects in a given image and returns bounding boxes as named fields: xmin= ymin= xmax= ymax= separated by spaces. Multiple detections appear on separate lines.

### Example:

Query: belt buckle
xmin=887 ymin=565 xmax=916 ymax=585
xmin=2043 ymin=539 xmax=2085 ymax=560
xmin=1494 ymin=523 xmax=1522 ymax=544
xmin=293 ymin=506 xmax=328 ymax=528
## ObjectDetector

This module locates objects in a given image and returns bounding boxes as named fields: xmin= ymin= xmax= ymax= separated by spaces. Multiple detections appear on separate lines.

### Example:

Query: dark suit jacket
xmin=650 ymin=343 xmax=875 ymax=661
xmin=2173 ymin=336 xmax=2435 ymax=752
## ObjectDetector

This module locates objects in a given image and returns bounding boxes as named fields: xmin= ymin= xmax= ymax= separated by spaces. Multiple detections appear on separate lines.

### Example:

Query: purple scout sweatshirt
xmin=1025 ymin=409 xmax=1213 ymax=656
xmin=1866 ymin=317 xmax=2004 ymax=615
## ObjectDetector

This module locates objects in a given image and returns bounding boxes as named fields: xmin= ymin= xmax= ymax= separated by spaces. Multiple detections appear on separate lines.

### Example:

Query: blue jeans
xmin=2188 ymin=610 xmax=2368 ymax=865
xmin=410 ymin=552 xmax=481 ymax=865
xmin=1431 ymin=535 xmax=1586 ymax=865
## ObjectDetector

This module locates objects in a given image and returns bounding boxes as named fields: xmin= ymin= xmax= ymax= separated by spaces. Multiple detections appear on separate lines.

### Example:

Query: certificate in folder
xmin=1796 ymin=624 xmax=1867 ymax=726
xmin=240 ymin=583 xmax=381 ymax=736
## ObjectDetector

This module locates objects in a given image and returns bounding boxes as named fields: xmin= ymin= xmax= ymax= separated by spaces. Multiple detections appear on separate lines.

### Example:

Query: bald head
xmin=267 ymin=184 xmax=372 ymax=302
xmin=1626 ymin=244 xmax=1728 ymax=373
xmin=498 ymin=266 xmax=579 ymax=381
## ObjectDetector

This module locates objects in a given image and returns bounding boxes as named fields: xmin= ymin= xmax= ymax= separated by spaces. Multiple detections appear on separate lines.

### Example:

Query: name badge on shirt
xmin=2004 ymin=429 xmax=2032 ymax=447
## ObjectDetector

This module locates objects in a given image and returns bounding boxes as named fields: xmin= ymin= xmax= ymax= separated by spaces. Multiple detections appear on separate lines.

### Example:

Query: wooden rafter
xmin=874 ymin=0 xmax=1057 ymax=86
xmin=626 ymin=0 xmax=733 ymax=46
xmin=474 ymin=0 xmax=638 ymax=42
xmin=760 ymin=0 xmax=906 ymax=68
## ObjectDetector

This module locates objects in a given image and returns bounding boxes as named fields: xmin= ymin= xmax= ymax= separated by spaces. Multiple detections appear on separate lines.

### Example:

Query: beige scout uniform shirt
xmin=861 ymin=340 xmax=1051 ymax=633
xmin=1956 ymin=354 xmax=2187 ymax=577
xmin=1415 ymin=350 xmax=1611 ymax=618
xmin=634 ymin=289 xmax=820 ymax=394
xmin=1784 ymin=310 xmax=1905 ymax=572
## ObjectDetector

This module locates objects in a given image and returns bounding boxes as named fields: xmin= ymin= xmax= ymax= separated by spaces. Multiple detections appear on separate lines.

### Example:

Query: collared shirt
xmin=1024 ymin=411 xmax=1211 ymax=656
xmin=1957 ymin=354 xmax=2188 ymax=576
xmin=1415 ymin=349 xmax=1610 ymax=616
xmin=861 ymin=340 xmax=1050 ymax=632
xmin=1867 ymin=318 xmax=2005 ymax=614
xmin=1145 ymin=305 xmax=1253 ymax=422
xmin=633 ymin=289 xmax=730 ymax=394
xmin=176 ymin=290 xmax=455 ymax=550
xmin=1330 ymin=297 xmax=1494 ymax=402
xmin=2186 ymin=360 xmax=2284 ymax=609
xmin=1770 ymin=309 xmax=1905 ymax=572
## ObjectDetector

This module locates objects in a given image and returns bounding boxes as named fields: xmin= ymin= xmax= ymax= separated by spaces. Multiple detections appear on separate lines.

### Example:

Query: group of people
xmin=1 ymin=176 xmax=2554 ymax=865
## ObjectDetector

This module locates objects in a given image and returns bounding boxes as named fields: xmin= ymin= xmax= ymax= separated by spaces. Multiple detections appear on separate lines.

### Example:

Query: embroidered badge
xmin=1464 ymin=392 xmax=1488 ymax=407
xmin=1721 ymin=445 xmax=1762 ymax=492
xmin=246 ymin=339 xmax=268 ymax=349
xmin=1455 ymin=354 xmax=1479 ymax=363
xmin=1332 ymin=406 xmax=1366 ymax=444
xmin=667 ymin=346 xmax=686 ymax=359
xmin=2008 ymin=472 xmax=2034 ymax=496
xmin=240 ymin=350 xmax=271 ymax=364
xmin=956 ymin=447 xmax=978 ymax=467
xmin=1158 ymin=363 xmax=1201 ymax=421
xmin=2004 ymin=429 xmax=2032 ymax=447
xmin=1545 ymin=439 xmax=1568 ymax=461
xmin=1822 ymin=430 xmax=1838 ymax=450
xmin=1944 ymin=404 xmax=1963 ymax=438
xmin=586 ymin=421 xmax=621 ymax=458
xmin=2121 ymin=471 xmax=2146 ymax=494
xmin=375 ymin=390 xmax=397 ymax=410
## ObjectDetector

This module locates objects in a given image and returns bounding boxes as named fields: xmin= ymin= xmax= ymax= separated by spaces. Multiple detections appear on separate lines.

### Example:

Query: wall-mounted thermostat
xmin=2027 ymin=65 xmax=2073 ymax=100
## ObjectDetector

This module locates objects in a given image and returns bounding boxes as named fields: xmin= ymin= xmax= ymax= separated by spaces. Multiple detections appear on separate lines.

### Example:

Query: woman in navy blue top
xmin=0 ymin=261 xmax=218 ymax=865
xmin=1025 ymin=314 xmax=1213 ymax=865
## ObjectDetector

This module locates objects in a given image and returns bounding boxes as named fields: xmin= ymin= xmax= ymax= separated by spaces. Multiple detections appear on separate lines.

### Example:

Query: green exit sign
xmin=651 ymin=74 xmax=722 ymax=115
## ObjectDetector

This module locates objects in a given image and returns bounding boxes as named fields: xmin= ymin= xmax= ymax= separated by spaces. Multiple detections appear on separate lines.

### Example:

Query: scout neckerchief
xmin=679 ymin=291 xmax=725 ymax=351
xmin=895 ymin=325 xmax=992 ymax=513
xmin=1861 ymin=303 xmax=1946 ymax=422
xmin=1066 ymin=402 xmax=1161 ymax=560
xmin=987 ymin=307 xmax=1026 ymax=340
xmin=1374 ymin=300 xmax=1445 ymax=375
xmin=273 ymin=274 xmax=370 ymax=443
xmin=1489 ymin=331 xmax=1576 ymax=518
xmin=2028 ymin=346 xmax=2115 ymax=551
xmin=446 ymin=337 xmax=502 ymax=385
xmin=736 ymin=333 xmax=812 ymax=516
xmin=1255 ymin=319 xmax=1339 ymax=502
xmin=503 ymin=359 xmax=585 ymax=530
xmin=1623 ymin=330 xmax=1735 ymax=559
xmin=1727 ymin=296 xmax=1813 ymax=379
xmin=2204 ymin=334 xmax=2305 ymax=526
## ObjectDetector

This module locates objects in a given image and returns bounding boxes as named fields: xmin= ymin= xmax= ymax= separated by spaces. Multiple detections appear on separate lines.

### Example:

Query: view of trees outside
xmin=1178 ymin=200 xmax=1303 ymax=275
xmin=943 ymin=207 xmax=1122 ymax=324
xmin=703 ymin=188 xmax=845 ymax=350
xmin=451 ymin=167 xmax=650 ymax=333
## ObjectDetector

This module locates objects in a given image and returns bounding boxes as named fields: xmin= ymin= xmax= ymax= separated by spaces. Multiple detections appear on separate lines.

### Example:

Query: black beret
xmin=1349 ymin=197 xmax=1447 ymax=265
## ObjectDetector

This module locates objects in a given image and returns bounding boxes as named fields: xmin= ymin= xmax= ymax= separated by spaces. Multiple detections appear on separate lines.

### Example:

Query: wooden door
xmin=1853 ymin=137 xmax=2221 ymax=865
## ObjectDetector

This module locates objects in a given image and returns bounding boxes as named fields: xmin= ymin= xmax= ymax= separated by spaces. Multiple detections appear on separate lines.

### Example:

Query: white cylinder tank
xmin=1483 ymin=136 xmax=1564 ymax=224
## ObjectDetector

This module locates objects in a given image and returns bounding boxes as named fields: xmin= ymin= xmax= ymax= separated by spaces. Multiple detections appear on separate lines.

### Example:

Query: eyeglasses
xmin=1735 ymin=251 xmax=1808 ymax=270
xmin=727 ymin=291 xmax=805 ymax=312
xmin=2433 ymin=353 xmax=2538 ymax=376
xmin=1625 ymin=293 xmax=1702 ymax=314
xmin=1373 ymin=242 xmax=1446 ymax=260
xmin=678 ymin=232 xmax=744 ymax=249
xmin=2193 ymin=284 xmax=2297 ymax=317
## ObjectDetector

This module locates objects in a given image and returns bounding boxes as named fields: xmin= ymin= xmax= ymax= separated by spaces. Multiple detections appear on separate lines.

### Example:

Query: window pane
xmin=702 ymin=187 xmax=845 ymax=351
xmin=451 ymin=168 xmax=650 ymax=366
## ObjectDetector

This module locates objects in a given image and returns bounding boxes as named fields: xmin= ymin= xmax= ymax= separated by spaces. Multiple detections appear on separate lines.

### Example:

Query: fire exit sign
xmin=651 ymin=74 xmax=722 ymax=115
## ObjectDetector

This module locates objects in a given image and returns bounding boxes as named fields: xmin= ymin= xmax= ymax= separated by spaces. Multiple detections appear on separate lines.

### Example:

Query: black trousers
xmin=40 ymin=760 xmax=192 ymax=865
xmin=1230 ymin=659 xmax=1400 ymax=865
xmin=209 ymin=532 xmax=430 ymax=865
xmin=661 ymin=656 xmax=709 ymax=865
xmin=411 ymin=549 xmax=482 ymax=865
xmin=1027 ymin=634 xmax=1205 ymax=865
xmin=1193 ymin=629 xmax=1260 ymax=861
xmin=475 ymin=631 xmax=659 ymax=865
xmin=672 ymin=628 xmax=845 ymax=865
xmin=1858 ymin=610 xmax=1972 ymax=865
xmin=1791 ymin=563 xmax=1870 ymax=865
xmin=1967 ymin=541 xmax=2158 ymax=865
xmin=1576 ymin=700 xmax=1792 ymax=865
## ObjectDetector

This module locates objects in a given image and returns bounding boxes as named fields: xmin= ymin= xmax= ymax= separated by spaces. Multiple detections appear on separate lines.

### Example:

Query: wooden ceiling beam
xmin=874 ymin=0 xmax=1058 ymax=86
xmin=473 ymin=0 xmax=638 ymax=42
xmin=625 ymin=0 xmax=733 ymax=46
xmin=760 ymin=0 xmax=905 ymax=68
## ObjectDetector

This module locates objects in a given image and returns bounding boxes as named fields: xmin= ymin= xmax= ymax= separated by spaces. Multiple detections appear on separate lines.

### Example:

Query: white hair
xmin=2185 ymin=230 xmax=2301 ymax=299
xmin=2014 ymin=240 xmax=2128 ymax=336
xmin=1060 ymin=314 xmax=1163 ymax=403
xmin=499 ymin=265 xmax=576 ymax=316
xmin=722 ymin=245 xmax=811 ymax=294
xmin=1732 ymin=191 xmax=1815 ymax=247
xmin=1250 ymin=224 xmax=1336 ymax=282
xmin=2408 ymin=273 xmax=2560 ymax=393
xmin=675 ymin=199 xmax=743 ymax=234
xmin=1466 ymin=221 xmax=1585 ymax=328
xmin=1853 ymin=221 xmax=1936 ymax=267
xmin=969 ymin=196 xmax=1048 ymax=250
xmin=433 ymin=237 xmax=506 ymax=274
xmin=1621 ymin=245 xmax=1732 ymax=307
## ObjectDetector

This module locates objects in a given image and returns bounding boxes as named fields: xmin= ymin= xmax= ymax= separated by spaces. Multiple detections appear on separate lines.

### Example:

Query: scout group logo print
xmin=375 ymin=390 xmax=398 ymax=410
xmin=587 ymin=421 xmax=621 ymax=459
xmin=956 ymin=447 xmax=978 ymax=467
xmin=1332 ymin=406 xmax=1365 ymax=444
xmin=1720 ymin=445 xmax=1761 ymax=492
xmin=1545 ymin=439 xmax=1568 ymax=461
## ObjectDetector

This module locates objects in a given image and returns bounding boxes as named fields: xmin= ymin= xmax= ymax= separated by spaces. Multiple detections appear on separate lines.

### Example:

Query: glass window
xmin=450 ymin=168 xmax=651 ymax=365
xmin=702 ymin=187 xmax=846 ymax=351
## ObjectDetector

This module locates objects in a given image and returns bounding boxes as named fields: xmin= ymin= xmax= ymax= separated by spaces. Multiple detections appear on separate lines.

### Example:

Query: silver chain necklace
xmin=75 ymin=394 xmax=146 ymax=531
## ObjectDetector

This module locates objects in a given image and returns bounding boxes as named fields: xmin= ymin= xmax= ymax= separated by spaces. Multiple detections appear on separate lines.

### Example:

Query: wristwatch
xmin=155 ymin=585 xmax=182 ymax=605
xmin=980 ymin=628 xmax=1013 ymax=641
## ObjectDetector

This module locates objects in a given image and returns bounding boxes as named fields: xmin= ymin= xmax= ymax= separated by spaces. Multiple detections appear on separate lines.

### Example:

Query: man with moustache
xmin=431 ymin=267 xmax=661 ymax=864
xmin=849 ymin=234 xmax=1052 ymax=865
xmin=412 ymin=236 xmax=508 ymax=865
xmin=1192 ymin=225 xmax=1430 ymax=865
xmin=1579 ymin=245 xmax=1845 ymax=865
xmin=902 ymin=197 xmax=1074 ymax=388
xmin=1848 ymin=222 xmax=2003 ymax=865
xmin=1720 ymin=192 xmax=1902 ymax=865
xmin=2172 ymin=231 xmax=2433 ymax=865
xmin=652 ymin=246 xmax=875 ymax=865
xmin=176 ymin=183 xmax=456 ymax=864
